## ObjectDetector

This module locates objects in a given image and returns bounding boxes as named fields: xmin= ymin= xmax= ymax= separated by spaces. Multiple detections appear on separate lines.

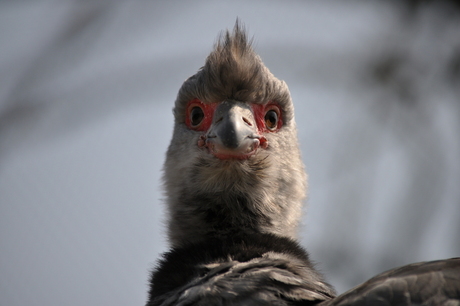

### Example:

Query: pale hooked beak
xmin=198 ymin=100 xmax=267 ymax=160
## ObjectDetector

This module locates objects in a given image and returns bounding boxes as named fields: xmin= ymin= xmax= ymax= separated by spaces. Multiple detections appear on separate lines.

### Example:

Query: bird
xmin=146 ymin=21 xmax=460 ymax=306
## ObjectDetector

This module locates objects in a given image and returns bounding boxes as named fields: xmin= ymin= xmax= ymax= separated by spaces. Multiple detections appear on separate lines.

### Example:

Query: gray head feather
xmin=163 ymin=22 xmax=307 ymax=247
xmin=174 ymin=22 xmax=294 ymax=125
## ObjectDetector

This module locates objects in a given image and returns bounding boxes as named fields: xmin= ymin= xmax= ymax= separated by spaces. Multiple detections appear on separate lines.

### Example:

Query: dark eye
xmin=264 ymin=109 xmax=278 ymax=130
xmin=190 ymin=106 xmax=204 ymax=127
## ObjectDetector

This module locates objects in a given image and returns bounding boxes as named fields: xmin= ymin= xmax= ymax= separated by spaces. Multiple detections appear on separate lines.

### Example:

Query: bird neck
xmin=163 ymin=142 xmax=306 ymax=248
xmin=166 ymin=179 xmax=302 ymax=248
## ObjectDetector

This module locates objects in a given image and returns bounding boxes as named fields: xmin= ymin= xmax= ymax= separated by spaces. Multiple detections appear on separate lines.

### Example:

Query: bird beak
xmin=199 ymin=100 xmax=267 ymax=160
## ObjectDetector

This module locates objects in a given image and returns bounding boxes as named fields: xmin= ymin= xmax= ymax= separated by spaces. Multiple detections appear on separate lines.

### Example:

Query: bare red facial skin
xmin=185 ymin=99 xmax=282 ymax=132
xmin=185 ymin=99 xmax=217 ymax=131
xmin=251 ymin=102 xmax=283 ymax=133
xmin=186 ymin=99 xmax=281 ymax=159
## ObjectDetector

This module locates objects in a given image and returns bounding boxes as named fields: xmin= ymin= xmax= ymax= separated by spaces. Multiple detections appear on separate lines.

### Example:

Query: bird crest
xmin=202 ymin=21 xmax=266 ymax=102
xmin=175 ymin=21 xmax=293 ymax=125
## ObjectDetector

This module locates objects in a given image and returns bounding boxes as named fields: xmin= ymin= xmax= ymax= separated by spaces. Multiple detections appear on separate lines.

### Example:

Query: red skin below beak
xmin=198 ymin=135 xmax=268 ymax=160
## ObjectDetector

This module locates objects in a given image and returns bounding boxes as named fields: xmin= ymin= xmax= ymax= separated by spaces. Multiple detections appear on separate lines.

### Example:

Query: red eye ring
xmin=185 ymin=99 xmax=216 ymax=131
xmin=252 ymin=102 xmax=282 ymax=132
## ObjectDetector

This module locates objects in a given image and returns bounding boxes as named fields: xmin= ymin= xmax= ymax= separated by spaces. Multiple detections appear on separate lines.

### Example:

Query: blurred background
xmin=1 ymin=1 xmax=459 ymax=305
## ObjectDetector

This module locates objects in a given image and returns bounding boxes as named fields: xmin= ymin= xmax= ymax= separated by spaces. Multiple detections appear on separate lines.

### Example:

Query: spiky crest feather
xmin=174 ymin=21 xmax=294 ymax=125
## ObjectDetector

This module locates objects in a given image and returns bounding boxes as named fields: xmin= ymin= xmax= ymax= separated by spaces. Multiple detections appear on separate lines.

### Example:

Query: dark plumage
xmin=146 ymin=22 xmax=460 ymax=306
xmin=149 ymin=234 xmax=334 ymax=306
xmin=319 ymin=258 xmax=460 ymax=306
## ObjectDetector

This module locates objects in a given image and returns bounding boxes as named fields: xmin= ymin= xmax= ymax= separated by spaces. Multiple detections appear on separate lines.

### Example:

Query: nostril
xmin=242 ymin=117 xmax=252 ymax=126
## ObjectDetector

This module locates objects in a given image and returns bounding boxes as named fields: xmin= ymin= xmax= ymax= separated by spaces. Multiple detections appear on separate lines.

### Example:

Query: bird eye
xmin=186 ymin=99 xmax=216 ymax=131
xmin=190 ymin=106 xmax=204 ymax=127
xmin=264 ymin=109 xmax=278 ymax=130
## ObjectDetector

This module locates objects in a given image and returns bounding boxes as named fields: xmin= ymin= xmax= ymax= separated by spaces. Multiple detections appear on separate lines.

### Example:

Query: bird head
xmin=163 ymin=22 xmax=307 ymax=247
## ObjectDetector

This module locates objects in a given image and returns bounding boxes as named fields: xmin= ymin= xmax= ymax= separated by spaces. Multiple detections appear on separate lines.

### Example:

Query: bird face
xmin=163 ymin=23 xmax=307 ymax=247
xmin=185 ymin=98 xmax=281 ymax=160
